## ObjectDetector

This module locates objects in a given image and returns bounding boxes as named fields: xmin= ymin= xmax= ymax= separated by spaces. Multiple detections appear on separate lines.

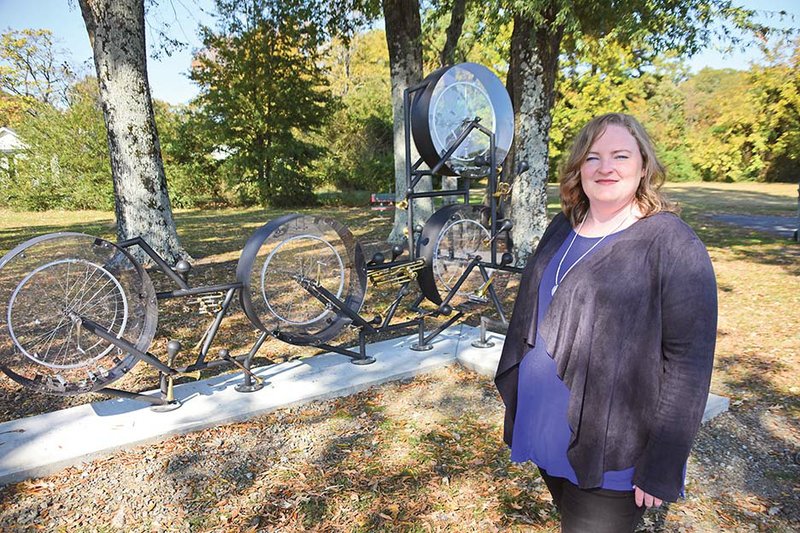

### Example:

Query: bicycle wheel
xmin=417 ymin=204 xmax=497 ymax=305
xmin=0 ymin=233 xmax=158 ymax=395
xmin=237 ymin=215 xmax=367 ymax=346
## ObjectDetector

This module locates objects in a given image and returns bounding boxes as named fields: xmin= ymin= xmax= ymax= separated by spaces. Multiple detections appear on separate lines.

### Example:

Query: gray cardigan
xmin=495 ymin=211 xmax=717 ymax=502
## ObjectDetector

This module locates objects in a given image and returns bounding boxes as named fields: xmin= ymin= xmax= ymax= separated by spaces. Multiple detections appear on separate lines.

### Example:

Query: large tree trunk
xmin=382 ymin=0 xmax=433 ymax=244
xmin=439 ymin=0 xmax=467 ymax=204
xmin=507 ymin=7 xmax=564 ymax=265
xmin=79 ymin=0 xmax=188 ymax=265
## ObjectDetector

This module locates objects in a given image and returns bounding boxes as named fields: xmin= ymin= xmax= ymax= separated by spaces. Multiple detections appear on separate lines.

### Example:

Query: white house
xmin=0 ymin=127 xmax=24 ymax=154
xmin=0 ymin=127 xmax=25 ymax=175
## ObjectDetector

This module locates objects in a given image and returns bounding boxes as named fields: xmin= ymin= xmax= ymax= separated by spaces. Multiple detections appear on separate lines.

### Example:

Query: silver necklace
xmin=552 ymin=209 xmax=631 ymax=296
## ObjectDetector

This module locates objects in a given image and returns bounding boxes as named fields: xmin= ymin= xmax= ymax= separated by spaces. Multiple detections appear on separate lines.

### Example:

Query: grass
xmin=0 ymin=181 xmax=797 ymax=531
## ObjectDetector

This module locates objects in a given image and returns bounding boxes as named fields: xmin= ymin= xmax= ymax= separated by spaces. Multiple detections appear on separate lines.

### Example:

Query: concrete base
xmin=0 ymin=325 xmax=729 ymax=486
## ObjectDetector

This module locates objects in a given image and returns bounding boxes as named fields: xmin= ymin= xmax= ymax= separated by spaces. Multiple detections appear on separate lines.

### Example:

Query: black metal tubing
xmin=425 ymin=118 xmax=482 ymax=179
xmin=479 ymin=264 xmax=507 ymax=324
xmin=378 ymin=318 xmax=422 ymax=334
xmin=379 ymin=282 xmax=410 ymax=329
xmin=439 ymin=256 xmax=480 ymax=310
xmin=117 ymin=237 xmax=190 ymax=290
xmin=79 ymin=317 xmax=177 ymax=376
xmin=422 ymin=311 xmax=464 ymax=345
xmin=156 ymin=282 xmax=242 ymax=300
xmin=300 ymin=278 xmax=378 ymax=334
xmin=404 ymin=83 xmax=428 ymax=262
xmin=316 ymin=342 xmax=364 ymax=361
xmin=197 ymin=287 xmax=238 ymax=365
xmin=241 ymin=331 xmax=270 ymax=387
xmin=478 ymin=261 xmax=522 ymax=274
xmin=408 ymin=188 xmax=469 ymax=199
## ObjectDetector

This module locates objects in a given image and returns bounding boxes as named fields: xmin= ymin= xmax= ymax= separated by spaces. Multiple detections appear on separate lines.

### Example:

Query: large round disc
xmin=411 ymin=63 xmax=514 ymax=177
xmin=417 ymin=204 xmax=504 ymax=305
xmin=0 ymin=233 xmax=157 ymax=395
xmin=236 ymin=215 xmax=367 ymax=346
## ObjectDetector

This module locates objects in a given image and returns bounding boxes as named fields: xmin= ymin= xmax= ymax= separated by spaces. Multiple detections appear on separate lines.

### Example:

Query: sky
xmin=1 ymin=0 xmax=798 ymax=106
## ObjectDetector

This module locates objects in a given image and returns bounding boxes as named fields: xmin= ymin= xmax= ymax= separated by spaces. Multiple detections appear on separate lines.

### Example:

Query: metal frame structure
xmin=0 ymin=64 xmax=524 ymax=409
xmin=78 ymin=236 xmax=270 ymax=410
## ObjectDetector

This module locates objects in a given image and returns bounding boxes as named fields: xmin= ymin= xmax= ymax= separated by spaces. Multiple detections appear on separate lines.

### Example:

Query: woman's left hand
xmin=633 ymin=485 xmax=663 ymax=508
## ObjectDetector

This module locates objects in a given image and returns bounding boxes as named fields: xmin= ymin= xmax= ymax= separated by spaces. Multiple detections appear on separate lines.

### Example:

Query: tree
xmin=190 ymin=0 xmax=336 ymax=207
xmin=382 ymin=0 xmax=434 ymax=244
xmin=749 ymin=37 xmax=800 ymax=182
xmin=5 ymin=77 xmax=113 ymax=210
xmin=0 ymin=29 xmax=75 ymax=109
xmin=503 ymin=0 xmax=756 ymax=262
xmin=78 ymin=0 xmax=188 ymax=264
xmin=682 ymin=67 xmax=760 ymax=181
xmin=315 ymin=30 xmax=394 ymax=192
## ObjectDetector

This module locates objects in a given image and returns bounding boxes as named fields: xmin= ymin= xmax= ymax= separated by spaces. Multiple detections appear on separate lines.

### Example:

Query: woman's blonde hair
xmin=558 ymin=113 xmax=678 ymax=226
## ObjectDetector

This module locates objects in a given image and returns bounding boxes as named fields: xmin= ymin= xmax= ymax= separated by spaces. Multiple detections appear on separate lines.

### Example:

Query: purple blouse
xmin=510 ymin=229 xmax=635 ymax=491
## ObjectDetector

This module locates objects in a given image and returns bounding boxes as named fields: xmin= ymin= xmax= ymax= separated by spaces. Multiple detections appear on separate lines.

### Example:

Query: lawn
xmin=0 ymin=181 xmax=797 ymax=531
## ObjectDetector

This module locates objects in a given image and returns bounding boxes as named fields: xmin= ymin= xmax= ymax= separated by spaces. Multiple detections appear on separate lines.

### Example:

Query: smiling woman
xmin=495 ymin=113 xmax=718 ymax=532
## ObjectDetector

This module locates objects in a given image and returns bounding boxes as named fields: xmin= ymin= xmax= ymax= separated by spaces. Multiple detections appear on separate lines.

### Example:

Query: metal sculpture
xmin=0 ymin=62 xmax=521 ymax=409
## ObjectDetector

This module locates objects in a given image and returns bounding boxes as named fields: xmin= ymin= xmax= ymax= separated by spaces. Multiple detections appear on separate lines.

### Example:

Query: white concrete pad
xmin=454 ymin=327 xmax=730 ymax=425
xmin=0 ymin=326 xmax=467 ymax=486
xmin=0 ymin=323 xmax=729 ymax=486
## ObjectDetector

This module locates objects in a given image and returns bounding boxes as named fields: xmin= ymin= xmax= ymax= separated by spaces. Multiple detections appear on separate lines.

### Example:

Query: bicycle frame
xmin=71 ymin=236 xmax=269 ymax=410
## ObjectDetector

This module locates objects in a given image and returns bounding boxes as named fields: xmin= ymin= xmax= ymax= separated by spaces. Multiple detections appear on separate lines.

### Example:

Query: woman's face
xmin=580 ymin=124 xmax=644 ymax=213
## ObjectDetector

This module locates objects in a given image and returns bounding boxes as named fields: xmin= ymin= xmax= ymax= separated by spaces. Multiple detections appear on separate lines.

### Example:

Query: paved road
xmin=709 ymin=214 xmax=798 ymax=239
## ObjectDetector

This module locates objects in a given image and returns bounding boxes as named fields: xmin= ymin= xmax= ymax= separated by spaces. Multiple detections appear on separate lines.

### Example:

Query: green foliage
xmin=0 ymin=28 xmax=75 ymax=109
xmin=190 ymin=0 xmax=338 ymax=207
xmin=748 ymin=37 xmax=800 ymax=182
xmin=314 ymin=30 xmax=394 ymax=192
xmin=1 ymin=78 xmax=113 ymax=210
xmin=153 ymin=101 xmax=243 ymax=208
xmin=681 ymin=67 xmax=762 ymax=182
xmin=421 ymin=1 xmax=511 ymax=72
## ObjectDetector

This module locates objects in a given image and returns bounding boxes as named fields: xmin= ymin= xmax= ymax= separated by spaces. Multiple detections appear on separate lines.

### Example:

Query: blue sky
xmin=1 ymin=0 xmax=797 ymax=105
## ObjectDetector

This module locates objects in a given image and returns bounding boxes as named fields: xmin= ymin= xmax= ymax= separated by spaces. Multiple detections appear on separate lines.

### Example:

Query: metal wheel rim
xmin=432 ymin=218 xmax=491 ymax=295
xmin=7 ymin=258 xmax=129 ymax=369
xmin=260 ymin=234 xmax=346 ymax=325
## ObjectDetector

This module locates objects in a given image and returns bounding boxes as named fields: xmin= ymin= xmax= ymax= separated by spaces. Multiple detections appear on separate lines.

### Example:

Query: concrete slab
xmin=454 ymin=327 xmax=730 ymax=425
xmin=0 ymin=323 xmax=730 ymax=486
xmin=0 ymin=326 xmax=466 ymax=486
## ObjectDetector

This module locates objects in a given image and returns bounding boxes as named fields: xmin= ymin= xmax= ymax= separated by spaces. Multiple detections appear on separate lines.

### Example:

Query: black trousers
xmin=539 ymin=469 xmax=646 ymax=533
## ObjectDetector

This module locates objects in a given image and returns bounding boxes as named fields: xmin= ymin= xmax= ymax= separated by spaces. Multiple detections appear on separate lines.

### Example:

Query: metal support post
xmin=236 ymin=331 xmax=270 ymax=392
xmin=411 ymin=316 xmax=434 ymax=351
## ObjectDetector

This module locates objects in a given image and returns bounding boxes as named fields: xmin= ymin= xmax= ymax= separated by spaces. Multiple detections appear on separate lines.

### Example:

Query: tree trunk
xmin=79 ymin=0 xmax=188 ymax=265
xmin=439 ymin=0 xmax=466 ymax=66
xmin=382 ymin=0 xmax=433 ymax=244
xmin=507 ymin=7 xmax=564 ymax=265
xmin=439 ymin=0 xmax=467 ymax=204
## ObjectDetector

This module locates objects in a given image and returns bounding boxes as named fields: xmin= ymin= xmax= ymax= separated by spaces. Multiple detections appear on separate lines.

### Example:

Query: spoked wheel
xmin=0 ymin=233 xmax=158 ymax=395
xmin=417 ymin=204 xmax=501 ymax=305
xmin=237 ymin=215 xmax=367 ymax=346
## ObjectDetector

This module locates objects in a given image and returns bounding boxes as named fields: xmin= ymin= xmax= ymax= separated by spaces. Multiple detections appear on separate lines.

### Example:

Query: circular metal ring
xmin=411 ymin=62 xmax=514 ymax=177
xmin=0 ymin=233 xmax=157 ymax=395
xmin=236 ymin=214 xmax=367 ymax=346
xmin=417 ymin=204 xmax=493 ymax=305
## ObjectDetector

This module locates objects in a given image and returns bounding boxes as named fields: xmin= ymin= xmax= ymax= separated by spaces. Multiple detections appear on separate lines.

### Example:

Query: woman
xmin=495 ymin=113 xmax=717 ymax=532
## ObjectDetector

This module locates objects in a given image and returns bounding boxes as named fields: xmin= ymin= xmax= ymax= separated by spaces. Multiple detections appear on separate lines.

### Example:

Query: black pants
xmin=539 ymin=469 xmax=646 ymax=533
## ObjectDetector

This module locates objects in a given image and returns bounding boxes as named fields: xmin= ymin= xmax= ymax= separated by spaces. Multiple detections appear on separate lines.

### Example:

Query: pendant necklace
xmin=551 ymin=208 xmax=632 ymax=296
